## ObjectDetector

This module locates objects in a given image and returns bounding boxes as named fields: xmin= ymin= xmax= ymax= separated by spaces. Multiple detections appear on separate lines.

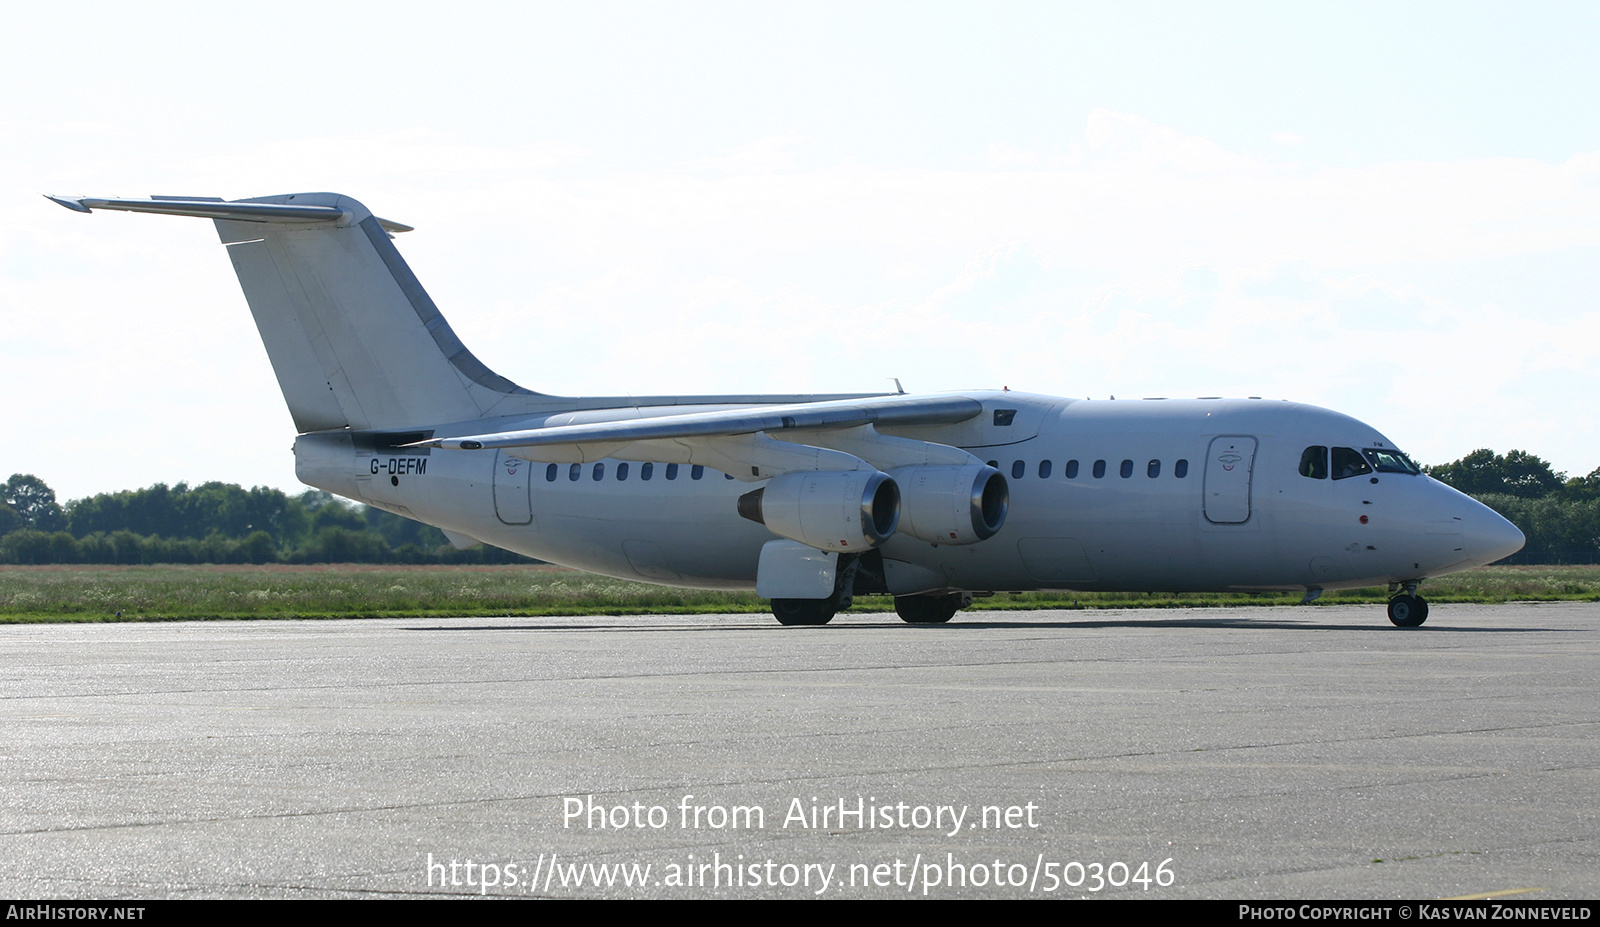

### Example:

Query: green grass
xmin=973 ymin=564 xmax=1600 ymax=611
xmin=0 ymin=563 xmax=1595 ymax=623
xmin=0 ymin=564 xmax=759 ymax=622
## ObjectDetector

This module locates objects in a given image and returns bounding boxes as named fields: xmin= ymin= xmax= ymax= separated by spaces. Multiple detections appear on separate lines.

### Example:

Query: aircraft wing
xmin=414 ymin=393 xmax=989 ymax=480
xmin=418 ymin=394 xmax=981 ymax=450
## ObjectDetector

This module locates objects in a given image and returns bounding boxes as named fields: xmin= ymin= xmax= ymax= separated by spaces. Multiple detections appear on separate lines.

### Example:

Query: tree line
xmin=1423 ymin=451 xmax=1600 ymax=564
xmin=0 ymin=475 xmax=531 ymax=565
xmin=1 ymin=449 xmax=1596 ymax=565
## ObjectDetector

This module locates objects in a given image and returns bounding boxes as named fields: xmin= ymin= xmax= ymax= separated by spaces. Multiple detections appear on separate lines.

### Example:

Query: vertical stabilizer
xmin=47 ymin=192 xmax=546 ymax=432
xmin=211 ymin=193 xmax=542 ymax=431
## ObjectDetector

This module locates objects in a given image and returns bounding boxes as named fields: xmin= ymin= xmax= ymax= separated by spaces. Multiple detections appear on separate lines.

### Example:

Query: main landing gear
xmin=773 ymin=591 xmax=972 ymax=625
xmin=770 ymin=554 xmax=861 ymax=626
xmin=769 ymin=553 xmax=975 ymax=626
xmin=1386 ymin=582 xmax=1429 ymax=628
xmin=771 ymin=598 xmax=838 ymax=625
xmin=893 ymin=592 xmax=968 ymax=624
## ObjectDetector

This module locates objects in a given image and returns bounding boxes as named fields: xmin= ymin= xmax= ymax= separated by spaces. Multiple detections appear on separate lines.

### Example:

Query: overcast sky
xmin=5 ymin=1 xmax=1598 ymax=500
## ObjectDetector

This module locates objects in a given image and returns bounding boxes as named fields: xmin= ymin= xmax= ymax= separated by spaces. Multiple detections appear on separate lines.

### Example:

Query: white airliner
xmin=49 ymin=192 xmax=1525 ymax=627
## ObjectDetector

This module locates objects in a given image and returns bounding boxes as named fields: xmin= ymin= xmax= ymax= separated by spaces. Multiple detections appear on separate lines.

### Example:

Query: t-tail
xmin=48 ymin=192 xmax=547 ymax=432
xmin=47 ymin=192 xmax=871 ymax=433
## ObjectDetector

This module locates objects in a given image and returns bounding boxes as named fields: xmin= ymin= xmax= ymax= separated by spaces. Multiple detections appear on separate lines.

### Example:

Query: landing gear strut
xmin=1386 ymin=582 xmax=1429 ymax=628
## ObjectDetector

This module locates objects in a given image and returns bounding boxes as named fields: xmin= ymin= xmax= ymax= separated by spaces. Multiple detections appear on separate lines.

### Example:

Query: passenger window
xmin=987 ymin=460 xmax=999 ymax=469
xmin=1147 ymin=459 xmax=1160 ymax=478
xmin=641 ymin=462 xmax=654 ymax=481
xmin=691 ymin=465 xmax=704 ymax=480
xmin=1175 ymin=459 xmax=1189 ymax=478
xmin=1012 ymin=460 xmax=1025 ymax=479
xmin=569 ymin=463 xmax=581 ymax=482
xmin=592 ymin=463 xmax=605 ymax=481
xmin=725 ymin=472 xmax=734 ymax=480
xmin=1038 ymin=460 xmax=1052 ymax=479
xmin=1299 ymin=446 xmax=1329 ymax=480
xmin=1093 ymin=460 xmax=1106 ymax=479
xmin=1065 ymin=459 xmax=1079 ymax=479
xmin=1120 ymin=459 xmax=1133 ymax=478
xmin=617 ymin=462 xmax=629 ymax=481
xmin=666 ymin=463 xmax=679 ymax=480
xmin=1332 ymin=447 xmax=1372 ymax=480
xmin=545 ymin=463 xmax=558 ymax=482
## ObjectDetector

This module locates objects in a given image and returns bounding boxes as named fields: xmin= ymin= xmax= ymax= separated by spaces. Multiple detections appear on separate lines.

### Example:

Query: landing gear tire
xmin=1387 ymin=594 xmax=1429 ymax=628
xmin=894 ymin=593 xmax=963 ymax=624
xmin=772 ymin=599 xmax=837 ymax=626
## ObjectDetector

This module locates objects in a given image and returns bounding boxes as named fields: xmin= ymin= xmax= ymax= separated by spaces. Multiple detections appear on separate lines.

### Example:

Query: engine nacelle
xmin=737 ymin=469 xmax=900 ymax=551
xmin=887 ymin=464 xmax=1008 ymax=545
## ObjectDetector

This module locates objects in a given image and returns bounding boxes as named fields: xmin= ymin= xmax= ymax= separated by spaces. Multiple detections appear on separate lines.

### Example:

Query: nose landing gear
xmin=1386 ymin=582 xmax=1429 ymax=628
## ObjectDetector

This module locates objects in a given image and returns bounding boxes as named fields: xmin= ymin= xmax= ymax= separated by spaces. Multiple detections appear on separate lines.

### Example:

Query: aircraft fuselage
xmin=297 ymin=391 xmax=1520 ymax=597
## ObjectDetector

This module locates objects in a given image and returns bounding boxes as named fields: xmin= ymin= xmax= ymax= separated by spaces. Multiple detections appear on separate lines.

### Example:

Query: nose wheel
xmin=1387 ymin=593 xmax=1429 ymax=628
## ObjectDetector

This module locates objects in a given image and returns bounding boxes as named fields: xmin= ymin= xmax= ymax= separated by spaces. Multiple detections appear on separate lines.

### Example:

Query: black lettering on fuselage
xmin=368 ymin=457 xmax=427 ymax=476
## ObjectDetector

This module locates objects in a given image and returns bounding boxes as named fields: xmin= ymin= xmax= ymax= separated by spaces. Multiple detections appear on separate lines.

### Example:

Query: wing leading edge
xmin=415 ymin=393 xmax=983 ymax=452
xmin=413 ymin=393 xmax=991 ymax=482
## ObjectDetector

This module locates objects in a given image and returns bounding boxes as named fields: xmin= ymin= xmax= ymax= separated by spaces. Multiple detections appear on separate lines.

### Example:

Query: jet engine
xmin=888 ymin=464 xmax=1008 ymax=545
xmin=737 ymin=470 xmax=900 ymax=551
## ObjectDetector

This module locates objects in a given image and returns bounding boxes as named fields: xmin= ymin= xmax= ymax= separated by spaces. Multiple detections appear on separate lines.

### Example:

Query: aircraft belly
xmin=507 ymin=474 xmax=770 ymax=586
xmin=1016 ymin=538 xmax=1098 ymax=584
xmin=538 ymin=514 xmax=765 ymax=587
xmin=982 ymin=481 xmax=1209 ymax=591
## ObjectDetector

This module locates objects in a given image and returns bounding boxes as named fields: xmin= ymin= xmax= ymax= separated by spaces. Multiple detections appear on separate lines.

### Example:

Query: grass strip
xmin=1 ymin=563 xmax=1595 ymax=623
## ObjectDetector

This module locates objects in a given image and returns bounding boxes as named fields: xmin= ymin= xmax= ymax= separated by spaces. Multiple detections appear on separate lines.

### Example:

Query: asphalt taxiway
xmin=2 ymin=602 xmax=1596 ymax=899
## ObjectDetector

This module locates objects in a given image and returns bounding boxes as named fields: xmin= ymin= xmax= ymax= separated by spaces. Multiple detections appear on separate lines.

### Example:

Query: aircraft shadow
xmin=403 ymin=614 xmax=1558 ymax=634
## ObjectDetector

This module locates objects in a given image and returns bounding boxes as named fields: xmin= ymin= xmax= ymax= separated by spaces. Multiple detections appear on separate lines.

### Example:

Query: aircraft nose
xmin=1460 ymin=503 xmax=1525 ymax=566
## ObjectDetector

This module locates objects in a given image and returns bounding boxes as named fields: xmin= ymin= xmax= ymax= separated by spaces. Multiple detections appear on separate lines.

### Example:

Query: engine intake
xmin=737 ymin=470 xmax=899 ymax=551
xmin=888 ymin=464 xmax=1008 ymax=545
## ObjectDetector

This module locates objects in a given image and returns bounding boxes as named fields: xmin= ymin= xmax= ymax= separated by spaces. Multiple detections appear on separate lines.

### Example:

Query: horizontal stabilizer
xmin=44 ymin=195 xmax=414 ymax=233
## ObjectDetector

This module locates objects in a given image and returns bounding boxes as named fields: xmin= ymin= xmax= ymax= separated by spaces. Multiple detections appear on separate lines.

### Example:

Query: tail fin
xmin=51 ymin=191 xmax=877 ymax=430
xmin=50 ymin=192 xmax=546 ymax=432
xmin=217 ymin=192 xmax=550 ymax=432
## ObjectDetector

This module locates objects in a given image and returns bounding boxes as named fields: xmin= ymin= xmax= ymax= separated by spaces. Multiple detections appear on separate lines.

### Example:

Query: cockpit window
xmin=1299 ymin=446 xmax=1328 ymax=480
xmin=1331 ymin=447 xmax=1372 ymax=480
xmin=1362 ymin=448 xmax=1420 ymax=475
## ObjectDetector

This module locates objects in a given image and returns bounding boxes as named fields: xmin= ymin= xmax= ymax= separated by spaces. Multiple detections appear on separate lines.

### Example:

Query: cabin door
xmin=492 ymin=450 xmax=533 ymax=525
xmin=1203 ymin=435 xmax=1257 ymax=524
